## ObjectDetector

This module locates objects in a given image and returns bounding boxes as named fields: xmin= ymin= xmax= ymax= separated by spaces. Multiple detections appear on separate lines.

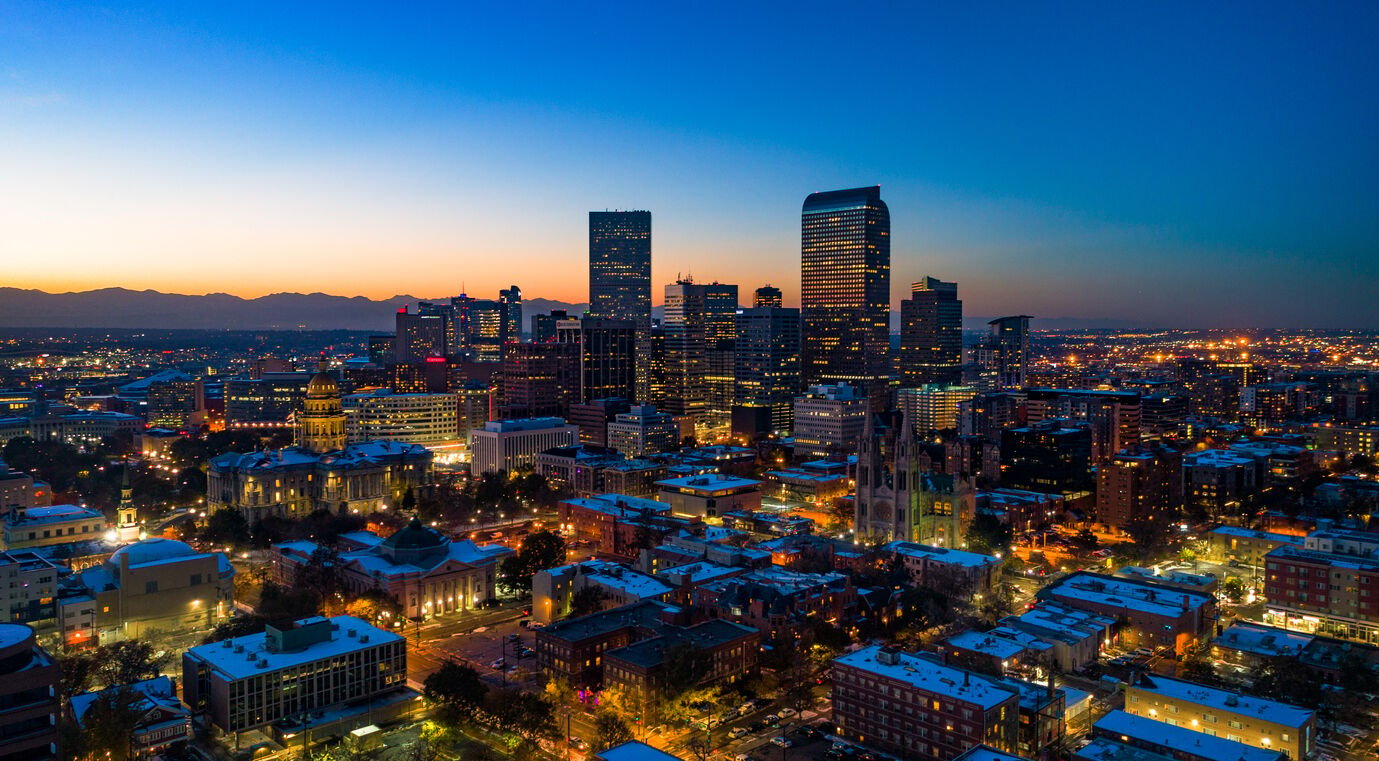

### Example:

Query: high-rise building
xmin=606 ymin=405 xmax=680 ymax=456
xmin=1095 ymin=445 xmax=1184 ymax=533
xmin=983 ymin=316 xmax=1032 ymax=390
xmin=394 ymin=306 xmax=448 ymax=364
xmin=1025 ymin=388 xmax=1141 ymax=462
xmin=530 ymin=309 xmax=570 ymax=344
xmin=469 ymin=418 xmax=579 ymax=475
xmin=0 ymin=623 xmax=59 ymax=761
xmin=558 ymin=318 xmax=638 ymax=404
xmin=568 ymin=397 xmax=632 ymax=448
xmin=499 ymin=341 xmax=579 ymax=419
xmin=343 ymin=390 xmax=464 ymax=446
xmin=662 ymin=279 xmax=738 ymax=436
xmin=800 ymin=186 xmax=891 ymax=406
xmin=734 ymin=300 xmax=801 ymax=436
xmin=753 ymin=285 xmax=783 ymax=308
xmin=589 ymin=211 xmax=652 ymax=400
xmin=792 ymin=383 xmax=869 ymax=461
xmin=900 ymin=277 xmax=963 ymax=387
xmin=897 ymin=384 xmax=978 ymax=436
xmin=452 ymin=294 xmax=510 ymax=362
xmin=499 ymin=285 xmax=523 ymax=341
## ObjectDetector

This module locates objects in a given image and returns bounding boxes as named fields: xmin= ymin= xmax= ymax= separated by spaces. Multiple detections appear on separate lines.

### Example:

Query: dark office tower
xmin=557 ymin=317 xmax=638 ymax=403
xmin=734 ymin=303 xmax=802 ymax=435
xmin=899 ymin=277 xmax=963 ymax=388
xmin=800 ymin=186 xmax=891 ymax=407
xmin=663 ymin=279 xmax=738 ymax=436
xmin=568 ymin=397 xmax=632 ymax=448
xmin=367 ymin=335 xmax=394 ymax=366
xmin=985 ymin=315 xmax=1032 ymax=389
xmin=530 ymin=309 xmax=569 ymax=344
xmin=394 ymin=306 xmax=448 ymax=364
xmin=754 ymin=285 xmax=783 ymax=308
xmin=589 ymin=211 xmax=652 ymax=399
xmin=500 ymin=285 xmax=523 ymax=341
xmin=499 ymin=341 xmax=578 ymax=419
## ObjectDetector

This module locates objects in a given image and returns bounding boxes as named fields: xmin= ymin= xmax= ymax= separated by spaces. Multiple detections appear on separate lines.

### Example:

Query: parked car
xmin=488 ymin=658 xmax=505 ymax=669
xmin=749 ymin=721 xmax=767 ymax=733
xmin=765 ymin=714 xmax=780 ymax=725
xmin=771 ymin=737 xmax=793 ymax=748
xmin=568 ymin=737 xmax=588 ymax=751
xmin=729 ymin=727 xmax=749 ymax=739
xmin=778 ymin=707 xmax=798 ymax=719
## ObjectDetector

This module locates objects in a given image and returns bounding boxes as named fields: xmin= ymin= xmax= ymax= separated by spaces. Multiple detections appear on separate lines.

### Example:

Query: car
xmin=508 ymin=632 xmax=522 ymax=641
xmin=795 ymin=726 xmax=820 ymax=739
xmin=778 ymin=707 xmax=798 ymax=719
xmin=488 ymin=658 xmax=506 ymax=669
xmin=749 ymin=721 xmax=766 ymax=732
xmin=518 ymin=649 xmax=535 ymax=659
xmin=771 ymin=737 xmax=793 ymax=748
xmin=568 ymin=737 xmax=588 ymax=751
xmin=765 ymin=714 xmax=780 ymax=725
xmin=735 ymin=754 xmax=752 ymax=761
xmin=816 ymin=722 xmax=835 ymax=735
xmin=859 ymin=753 xmax=877 ymax=761
xmin=738 ymin=703 xmax=756 ymax=715
xmin=729 ymin=728 xmax=749 ymax=739
xmin=472 ymin=626 xmax=490 ymax=633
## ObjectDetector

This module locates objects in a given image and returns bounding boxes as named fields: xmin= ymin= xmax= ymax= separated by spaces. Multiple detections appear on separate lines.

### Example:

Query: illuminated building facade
xmin=800 ymin=186 xmax=891 ymax=406
xmin=588 ymin=210 xmax=652 ymax=400
xmin=900 ymin=277 xmax=963 ymax=388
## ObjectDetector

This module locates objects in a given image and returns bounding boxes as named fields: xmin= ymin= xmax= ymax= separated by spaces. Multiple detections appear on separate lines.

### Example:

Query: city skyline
xmin=1 ymin=3 xmax=1376 ymax=327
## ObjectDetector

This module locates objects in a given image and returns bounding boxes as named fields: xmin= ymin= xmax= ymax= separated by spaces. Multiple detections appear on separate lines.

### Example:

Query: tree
xmin=570 ymin=585 xmax=609 ymax=617
xmin=346 ymin=589 xmax=403 ymax=625
xmin=499 ymin=530 xmax=568 ymax=595
xmin=424 ymin=661 xmax=490 ymax=714
xmin=93 ymin=640 xmax=168 ymax=689
xmin=202 ymin=614 xmax=269 ymax=644
xmin=1071 ymin=528 xmax=1099 ymax=551
xmin=483 ymin=687 xmax=556 ymax=743
xmin=79 ymin=686 xmax=145 ymax=761
xmin=1122 ymin=515 xmax=1171 ymax=556
xmin=257 ymin=581 xmax=322 ymax=624
xmin=965 ymin=511 xmax=1012 ymax=556
xmin=1221 ymin=577 xmax=1248 ymax=604
xmin=1180 ymin=651 xmax=1223 ymax=687
xmin=594 ymin=712 xmax=634 ymax=751
xmin=661 ymin=642 xmax=711 ymax=697
xmin=201 ymin=508 xmax=251 ymax=549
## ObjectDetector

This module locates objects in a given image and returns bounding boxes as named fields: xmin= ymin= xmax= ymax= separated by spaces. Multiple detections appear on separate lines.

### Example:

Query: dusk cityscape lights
xmin=1 ymin=4 xmax=1377 ymax=761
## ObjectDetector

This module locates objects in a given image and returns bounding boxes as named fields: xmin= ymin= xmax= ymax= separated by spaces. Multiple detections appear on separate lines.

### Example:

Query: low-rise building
xmin=59 ymin=537 xmax=234 ymax=647
xmin=1263 ymin=545 xmax=1379 ymax=644
xmin=182 ymin=616 xmax=413 ymax=736
xmin=689 ymin=565 xmax=855 ymax=644
xmin=1204 ymin=526 xmax=1303 ymax=567
xmin=720 ymin=510 xmax=812 ymax=538
xmin=655 ymin=474 xmax=762 ymax=519
xmin=606 ymin=405 xmax=679 ymax=457
xmin=1089 ymin=710 xmax=1285 ymax=761
xmin=832 ymin=646 xmax=1020 ymax=760
xmin=1124 ymin=674 xmax=1313 ymax=760
xmin=763 ymin=467 xmax=850 ymax=506
xmin=1114 ymin=566 xmax=1218 ymax=595
xmin=469 ymin=417 xmax=579 ymax=475
xmin=3 ymin=504 xmax=106 ymax=550
xmin=602 ymin=618 xmax=760 ymax=705
xmin=343 ymin=390 xmax=463 ymax=446
xmin=882 ymin=541 xmax=1002 ymax=595
xmin=1210 ymin=621 xmax=1314 ymax=670
xmin=996 ymin=603 xmax=1114 ymax=673
xmin=1037 ymin=572 xmax=1216 ymax=655
xmin=69 ymin=677 xmax=191 ymax=758
xmin=0 ymin=550 xmax=61 ymax=626
xmin=532 ymin=560 xmax=673 ymax=624
xmin=274 ymin=518 xmax=512 ymax=620
xmin=558 ymin=494 xmax=703 ymax=560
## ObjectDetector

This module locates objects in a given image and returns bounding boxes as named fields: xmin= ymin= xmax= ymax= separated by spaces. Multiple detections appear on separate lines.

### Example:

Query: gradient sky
xmin=2 ymin=2 xmax=1377 ymax=327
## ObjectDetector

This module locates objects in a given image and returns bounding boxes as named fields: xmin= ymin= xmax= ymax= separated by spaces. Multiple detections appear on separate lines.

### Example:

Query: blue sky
xmin=1 ymin=1 xmax=1376 ymax=326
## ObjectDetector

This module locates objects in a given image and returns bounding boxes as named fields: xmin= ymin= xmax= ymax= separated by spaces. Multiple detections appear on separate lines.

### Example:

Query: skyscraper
xmin=662 ymin=278 xmax=738 ymax=436
xmin=589 ymin=211 xmax=652 ymax=399
xmin=984 ymin=315 xmax=1032 ymax=389
xmin=499 ymin=285 xmax=523 ymax=342
xmin=753 ymin=285 xmax=783 ymax=308
xmin=394 ymin=306 xmax=448 ymax=364
xmin=800 ymin=186 xmax=891 ymax=406
xmin=734 ymin=297 xmax=801 ymax=435
xmin=557 ymin=317 xmax=638 ymax=403
xmin=899 ymin=277 xmax=963 ymax=387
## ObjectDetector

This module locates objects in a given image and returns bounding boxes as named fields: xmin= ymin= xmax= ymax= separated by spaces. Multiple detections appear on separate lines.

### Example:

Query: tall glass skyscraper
xmin=899 ymin=276 xmax=963 ymax=387
xmin=589 ymin=210 xmax=652 ymax=400
xmin=800 ymin=186 xmax=891 ymax=402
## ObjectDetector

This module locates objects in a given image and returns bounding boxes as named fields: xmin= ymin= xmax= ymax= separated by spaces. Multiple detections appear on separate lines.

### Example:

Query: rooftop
xmin=595 ymin=741 xmax=685 ymax=761
xmin=6 ymin=504 xmax=102 ymax=526
xmin=883 ymin=541 xmax=1000 ymax=568
xmin=1043 ymin=572 xmax=1213 ymax=617
xmin=1208 ymin=526 xmax=1302 ymax=544
xmin=1093 ymin=710 xmax=1284 ymax=761
xmin=185 ymin=615 xmax=402 ymax=682
xmin=1131 ymin=674 xmax=1313 ymax=727
xmin=944 ymin=630 xmax=1030 ymax=660
xmin=834 ymin=646 xmax=1018 ymax=709
xmin=656 ymin=474 xmax=761 ymax=493
xmin=1213 ymin=622 xmax=1313 ymax=658
xmin=954 ymin=746 xmax=1032 ymax=761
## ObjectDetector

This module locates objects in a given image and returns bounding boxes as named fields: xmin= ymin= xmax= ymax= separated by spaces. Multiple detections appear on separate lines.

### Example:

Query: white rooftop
xmin=835 ymin=646 xmax=1017 ymax=709
xmin=1131 ymin=674 xmax=1313 ymax=727
xmin=184 ymin=615 xmax=402 ymax=681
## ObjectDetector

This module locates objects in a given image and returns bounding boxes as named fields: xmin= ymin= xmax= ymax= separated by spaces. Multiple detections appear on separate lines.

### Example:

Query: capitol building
xmin=208 ymin=362 xmax=432 ymax=521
